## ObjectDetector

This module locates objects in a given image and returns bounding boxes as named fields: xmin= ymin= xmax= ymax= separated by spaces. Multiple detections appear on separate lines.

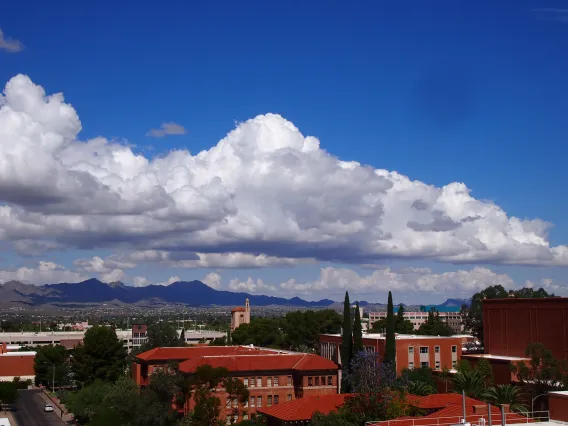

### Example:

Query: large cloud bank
xmin=1 ymin=74 xmax=567 ymax=267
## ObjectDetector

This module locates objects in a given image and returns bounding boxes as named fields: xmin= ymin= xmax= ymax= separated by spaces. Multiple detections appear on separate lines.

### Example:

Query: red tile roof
xmin=232 ymin=307 xmax=246 ymax=312
xmin=178 ymin=353 xmax=338 ymax=373
xmin=136 ymin=345 xmax=276 ymax=362
xmin=407 ymin=393 xmax=482 ymax=409
xmin=258 ymin=394 xmax=352 ymax=421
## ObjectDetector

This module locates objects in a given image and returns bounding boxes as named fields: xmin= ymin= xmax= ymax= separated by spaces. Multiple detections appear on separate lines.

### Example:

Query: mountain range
xmin=0 ymin=279 xmax=335 ymax=308
xmin=0 ymin=279 xmax=470 ymax=309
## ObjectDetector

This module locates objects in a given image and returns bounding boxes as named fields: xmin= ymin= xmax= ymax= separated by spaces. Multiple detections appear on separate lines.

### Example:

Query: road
xmin=12 ymin=389 xmax=67 ymax=426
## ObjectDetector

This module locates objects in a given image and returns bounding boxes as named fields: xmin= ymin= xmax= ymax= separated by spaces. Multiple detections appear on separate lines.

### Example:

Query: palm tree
xmin=452 ymin=370 xmax=486 ymax=399
xmin=408 ymin=381 xmax=437 ymax=396
xmin=483 ymin=385 xmax=528 ymax=413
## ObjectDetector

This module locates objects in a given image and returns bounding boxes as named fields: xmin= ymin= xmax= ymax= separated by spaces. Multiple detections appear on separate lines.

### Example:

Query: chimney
xmin=473 ymin=405 xmax=488 ymax=415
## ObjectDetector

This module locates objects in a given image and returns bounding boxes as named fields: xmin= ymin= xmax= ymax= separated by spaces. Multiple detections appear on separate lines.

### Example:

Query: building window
xmin=244 ymin=398 xmax=248 ymax=408
xmin=257 ymin=396 xmax=262 ymax=407
xmin=274 ymin=395 xmax=279 ymax=405
xmin=287 ymin=376 xmax=292 ymax=386
xmin=274 ymin=376 xmax=279 ymax=386
xmin=452 ymin=360 xmax=457 ymax=368
xmin=435 ymin=346 xmax=440 ymax=353
xmin=287 ymin=394 xmax=292 ymax=401
xmin=308 ymin=377 xmax=313 ymax=386
xmin=327 ymin=376 xmax=333 ymax=386
xmin=408 ymin=361 xmax=414 ymax=369
xmin=435 ymin=361 xmax=440 ymax=370
xmin=267 ymin=377 xmax=272 ymax=387
xmin=250 ymin=396 xmax=255 ymax=407
xmin=244 ymin=378 xmax=249 ymax=387
xmin=243 ymin=414 xmax=248 ymax=420
xmin=421 ymin=361 xmax=429 ymax=368
xmin=233 ymin=398 xmax=238 ymax=408
xmin=408 ymin=346 xmax=414 ymax=354
xmin=257 ymin=377 xmax=262 ymax=387
xmin=268 ymin=395 xmax=272 ymax=406
xmin=419 ymin=347 xmax=428 ymax=354
xmin=315 ymin=377 xmax=320 ymax=386
xmin=250 ymin=377 xmax=255 ymax=387
xmin=452 ymin=345 xmax=457 ymax=353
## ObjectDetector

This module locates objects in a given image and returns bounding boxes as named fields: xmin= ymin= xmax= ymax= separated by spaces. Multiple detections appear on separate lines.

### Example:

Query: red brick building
xmin=133 ymin=346 xmax=338 ymax=423
xmin=483 ymin=297 xmax=568 ymax=360
xmin=320 ymin=333 xmax=462 ymax=376
xmin=0 ymin=342 xmax=35 ymax=382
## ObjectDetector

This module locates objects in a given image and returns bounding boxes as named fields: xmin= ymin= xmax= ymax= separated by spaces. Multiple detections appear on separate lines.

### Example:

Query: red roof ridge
xmin=292 ymin=353 xmax=308 ymax=370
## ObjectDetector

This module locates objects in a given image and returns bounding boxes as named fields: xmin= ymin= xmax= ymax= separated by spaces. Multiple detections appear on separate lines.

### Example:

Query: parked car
xmin=44 ymin=404 xmax=54 ymax=412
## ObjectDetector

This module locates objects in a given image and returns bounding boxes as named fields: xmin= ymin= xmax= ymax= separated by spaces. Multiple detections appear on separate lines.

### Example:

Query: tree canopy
xmin=33 ymin=344 xmax=70 ymax=388
xmin=341 ymin=292 xmax=353 ymax=393
xmin=352 ymin=303 xmax=364 ymax=354
xmin=71 ymin=325 xmax=127 ymax=385
xmin=143 ymin=321 xmax=185 ymax=350
xmin=385 ymin=291 xmax=396 ymax=365
xmin=416 ymin=309 xmax=454 ymax=337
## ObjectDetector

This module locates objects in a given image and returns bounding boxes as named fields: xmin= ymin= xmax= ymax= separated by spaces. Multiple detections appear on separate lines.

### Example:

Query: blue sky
xmin=0 ymin=0 xmax=567 ymax=303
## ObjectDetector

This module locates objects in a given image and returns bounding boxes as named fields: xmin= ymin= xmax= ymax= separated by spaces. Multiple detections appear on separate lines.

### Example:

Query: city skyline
xmin=1 ymin=1 xmax=567 ymax=303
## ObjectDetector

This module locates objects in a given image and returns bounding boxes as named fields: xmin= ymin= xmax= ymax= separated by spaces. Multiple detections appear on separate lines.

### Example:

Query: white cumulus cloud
xmin=202 ymin=272 xmax=222 ymax=289
xmin=0 ymin=29 xmax=24 ymax=53
xmin=0 ymin=261 xmax=87 ymax=285
xmin=146 ymin=122 xmax=187 ymax=138
xmin=0 ymin=74 xmax=567 ymax=268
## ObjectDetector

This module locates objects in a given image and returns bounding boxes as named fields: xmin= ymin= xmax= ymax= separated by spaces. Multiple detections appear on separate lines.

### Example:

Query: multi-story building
xmin=369 ymin=309 xmax=463 ymax=333
xmin=0 ymin=328 xmax=226 ymax=353
xmin=132 ymin=345 xmax=338 ymax=423
xmin=320 ymin=333 xmax=462 ymax=375
xmin=0 ymin=342 xmax=35 ymax=382
xmin=231 ymin=298 xmax=251 ymax=331
xmin=462 ymin=297 xmax=568 ymax=385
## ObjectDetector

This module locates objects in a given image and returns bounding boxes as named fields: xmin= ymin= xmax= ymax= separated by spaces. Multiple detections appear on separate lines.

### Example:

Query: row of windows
xmin=243 ymin=376 xmax=291 ymax=388
xmin=307 ymin=376 xmax=333 ymax=386
xmin=408 ymin=345 xmax=457 ymax=354
xmin=245 ymin=394 xmax=293 ymax=408
xmin=408 ymin=359 xmax=457 ymax=370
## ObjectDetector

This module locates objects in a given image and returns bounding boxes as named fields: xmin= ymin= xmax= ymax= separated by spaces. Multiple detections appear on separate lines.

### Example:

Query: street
xmin=12 ymin=390 xmax=67 ymax=426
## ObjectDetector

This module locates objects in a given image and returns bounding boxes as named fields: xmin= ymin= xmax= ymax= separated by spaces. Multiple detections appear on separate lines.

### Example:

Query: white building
xmin=368 ymin=310 xmax=463 ymax=333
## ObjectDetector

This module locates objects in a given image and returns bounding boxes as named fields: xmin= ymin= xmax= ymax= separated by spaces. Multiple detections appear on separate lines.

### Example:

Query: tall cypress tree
xmin=353 ymin=302 xmax=364 ymax=354
xmin=385 ymin=291 xmax=396 ymax=366
xmin=340 ymin=291 xmax=353 ymax=393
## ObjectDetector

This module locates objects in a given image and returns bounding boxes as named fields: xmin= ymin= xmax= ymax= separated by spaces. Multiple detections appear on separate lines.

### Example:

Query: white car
xmin=44 ymin=404 xmax=54 ymax=412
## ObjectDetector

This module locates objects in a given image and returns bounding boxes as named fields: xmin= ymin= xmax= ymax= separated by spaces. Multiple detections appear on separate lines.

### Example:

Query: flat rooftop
xmin=322 ymin=333 xmax=462 ymax=340
xmin=463 ymin=353 xmax=530 ymax=361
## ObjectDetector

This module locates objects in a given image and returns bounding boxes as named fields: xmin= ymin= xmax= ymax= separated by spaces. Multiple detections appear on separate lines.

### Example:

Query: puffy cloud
xmin=0 ymin=261 xmax=87 ymax=285
xmin=132 ymin=276 xmax=151 ymax=287
xmin=128 ymin=250 xmax=310 ymax=268
xmin=156 ymin=276 xmax=181 ymax=286
xmin=1 ymin=74 xmax=567 ymax=267
xmin=277 ymin=266 xmax=516 ymax=297
xmin=202 ymin=272 xmax=222 ymax=289
xmin=146 ymin=122 xmax=187 ymax=138
xmin=0 ymin=29 xmax=24 ymax=53
xmin=228 ymin=277 xmax=277 ymax=293
xmin=73 ymin=255 xmax=136 ymax=283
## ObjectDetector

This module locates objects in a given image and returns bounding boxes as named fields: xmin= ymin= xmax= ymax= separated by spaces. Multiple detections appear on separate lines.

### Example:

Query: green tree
xmin=71 ymin=325 xmax=127 ymax=385
xmin=483 ymin=385 xmax=528 ymax=413
xmin=440 ymin=367 xmax=453 ymax=393
xmin=511 ymin=342 xmax=568 ymax=412
xmin=231 ymin=318 xmax=284 ymax=348
xmin=311 ymin=410 xmax=358 ymax=426
xmin=66 ymin=380 xmax=113 ymax=425
xmin=416 ymin=309 xmax=453 ymax=336
xmin=395 ymin=304 xmax=415 ymax=334
xmin=188 ymin=365 xmax=230 ymax=426
xmin=385 ymin=291 xmax=396 ymax=365
xmin=452 ymin=369 xmax=486 ymax=399
xmin=0 ymin=381 xmax=18 ymax=405
xmin=341 ymin=292 xmax=353 ymax=393
xmin=282 ymin=309 xmax=342 ymax=352
xmin=224 ymin=377 xmax=250 ymax=424
xmin=456 ymin=359 xmax=472 ymax=373
xmin=408 ymin=381 xmax=436 ymax=396
xmin=352 ymin=303 xmax=364 ymax=354
xmin=209 ymin=336 xmax=227 ymax=346
xmin=476 ymin=358 xmax=494 ymax=387
xmin=144 ymin=321 xmax=185 ymax=350
xmin=33 ymin=344 xmax=70 ymax=388
xmin=401 ymin=366 xmax=436 ymax=389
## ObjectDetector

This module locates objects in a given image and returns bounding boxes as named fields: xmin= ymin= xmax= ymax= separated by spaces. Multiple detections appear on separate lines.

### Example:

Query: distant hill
xmin=439 ymin=298 xmax=470 ymax=307
xmin=0 ymin=279 xmax=336 ymax=308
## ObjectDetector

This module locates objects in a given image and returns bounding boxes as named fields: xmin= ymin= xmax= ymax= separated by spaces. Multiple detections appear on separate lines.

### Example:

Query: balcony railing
xmin=366 ymin=411 xmax=550 ymax=426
